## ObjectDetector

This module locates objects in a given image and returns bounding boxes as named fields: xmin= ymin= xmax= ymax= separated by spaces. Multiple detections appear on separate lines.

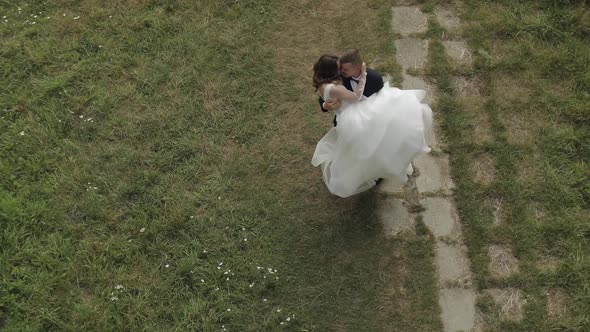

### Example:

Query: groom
xmin=318 ymin=49 xmax=385 ymax=126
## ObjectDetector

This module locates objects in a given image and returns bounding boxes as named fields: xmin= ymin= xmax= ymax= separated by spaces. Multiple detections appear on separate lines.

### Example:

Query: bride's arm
xmin=329 ymin=63 xmax=367 ymax=102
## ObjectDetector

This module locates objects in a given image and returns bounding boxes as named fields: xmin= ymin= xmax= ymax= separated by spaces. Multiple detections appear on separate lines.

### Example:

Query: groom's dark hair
xmin=340 ymin=49 xmax=363 ymax=66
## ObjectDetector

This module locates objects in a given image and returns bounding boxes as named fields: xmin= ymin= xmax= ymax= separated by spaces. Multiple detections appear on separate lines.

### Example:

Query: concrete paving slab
xmin=414 ymin=154 xmax=455 ymax=193
xmin=392 ymin=6 xmax=428 ymax=35
xmin=436 ymin=241 xmax=471 ymax=284
xmin=439 ymin=288 xmax=476 ymax=332
xmin=421 ymin=197 xmax=460 ymax=238
xmin=395 ymin=38 xmax=429 ymax=70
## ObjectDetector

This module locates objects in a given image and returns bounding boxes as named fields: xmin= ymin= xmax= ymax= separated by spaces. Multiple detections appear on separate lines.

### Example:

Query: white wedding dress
xmin=311 ymin=82 xmax=432 ymax=198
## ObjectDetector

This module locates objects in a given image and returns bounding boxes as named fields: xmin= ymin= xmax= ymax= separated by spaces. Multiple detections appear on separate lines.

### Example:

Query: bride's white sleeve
xmin=353 ymin=71 xmax=367 ymax=100
xmin=330 ymin=72 xmax=368 ymax=102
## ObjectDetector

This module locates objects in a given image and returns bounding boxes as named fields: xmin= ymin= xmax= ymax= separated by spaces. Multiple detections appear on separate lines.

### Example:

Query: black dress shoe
xmin=375 ymin=178 xmax=384 ymax=186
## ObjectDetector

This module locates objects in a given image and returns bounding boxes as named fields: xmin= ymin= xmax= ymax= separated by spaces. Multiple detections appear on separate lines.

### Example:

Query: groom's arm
xmin=319 ymin=96 xmax=329 ymax=112
xmin=319 ymin=96 xmax=341 ymax=112
xmin=367 ymin=68 xmax=384 ymax=94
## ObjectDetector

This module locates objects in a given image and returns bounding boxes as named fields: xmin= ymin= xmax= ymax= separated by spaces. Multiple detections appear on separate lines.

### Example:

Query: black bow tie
xmin=350 ymin=78 xmax=359 ymax=83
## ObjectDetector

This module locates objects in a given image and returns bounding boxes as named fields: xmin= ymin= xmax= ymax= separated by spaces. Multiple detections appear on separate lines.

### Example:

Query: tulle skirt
xmin=312 ymin=83 xmax=432 ymax=198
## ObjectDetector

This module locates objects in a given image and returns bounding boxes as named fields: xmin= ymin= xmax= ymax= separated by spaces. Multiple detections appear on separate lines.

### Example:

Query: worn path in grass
xmin=392 ymin=0 xmax=590 ymax=331
xmin=377 ymin=2 xmax=478 ymax=331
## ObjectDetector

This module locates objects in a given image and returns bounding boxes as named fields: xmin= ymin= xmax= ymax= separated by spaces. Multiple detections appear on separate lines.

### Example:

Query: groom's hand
xmin=325 ymin=100 xmax=341 ymax=111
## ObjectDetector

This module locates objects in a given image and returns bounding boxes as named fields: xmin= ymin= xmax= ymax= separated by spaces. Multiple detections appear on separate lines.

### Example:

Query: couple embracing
xmin=311 ymin=50 xmax=432 ymax=198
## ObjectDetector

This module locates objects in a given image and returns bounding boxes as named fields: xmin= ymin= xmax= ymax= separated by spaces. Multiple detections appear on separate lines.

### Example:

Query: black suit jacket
xmin=318 ymin=68 xmax=384 ymax=126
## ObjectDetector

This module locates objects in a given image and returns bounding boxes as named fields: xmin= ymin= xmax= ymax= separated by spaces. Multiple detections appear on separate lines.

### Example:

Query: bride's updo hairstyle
xmin=313 ymin=54 xmax=340 ymax=90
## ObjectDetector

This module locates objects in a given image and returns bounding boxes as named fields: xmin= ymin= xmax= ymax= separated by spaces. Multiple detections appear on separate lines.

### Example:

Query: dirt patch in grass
xmin=484 ymin=288 xmax=527 ymax=321
xmin=472 ymin=153 xmax=496 ymax=186
xmin=461 ymin=96 xmax=493 ymax=144
xmin=484 ymin=196 xmax=504 ymax=227
xmin=500 ymin=111 xmax=545 ymax=146
xmin=453 ymin=76 xmax=481 ymax=97
xmin=538 ymin=255 xmax=560 ymax=272
xmin=546 ymin=288 xmax=570 ymax=318
xmin=516 ymin=150 xmax=544 ymax=183
xmin=488 ymin=244 xmax=519 ymax=278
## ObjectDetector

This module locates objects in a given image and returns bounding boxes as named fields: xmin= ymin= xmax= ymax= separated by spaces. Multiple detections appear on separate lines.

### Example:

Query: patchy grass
xmin=0 ymin=0 xmax=441 ymax=330
xmin=429 ymin=0 xmax=589 ymax=330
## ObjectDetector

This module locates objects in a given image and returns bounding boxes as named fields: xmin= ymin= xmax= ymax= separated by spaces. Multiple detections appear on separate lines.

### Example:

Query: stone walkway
xmin=377 ymin=3 xmax=478 ymax=332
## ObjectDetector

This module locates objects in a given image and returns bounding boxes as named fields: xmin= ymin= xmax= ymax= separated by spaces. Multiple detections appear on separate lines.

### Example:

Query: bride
xmin=311 ymin=53 xmax=432 ymax=198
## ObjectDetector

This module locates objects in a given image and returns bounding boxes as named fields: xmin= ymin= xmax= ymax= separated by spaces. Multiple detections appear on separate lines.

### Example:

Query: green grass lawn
xmin=0 ymin=1 xmax=441 ymax=331
xmin=426 ymin=0 xmax=589 ymax=330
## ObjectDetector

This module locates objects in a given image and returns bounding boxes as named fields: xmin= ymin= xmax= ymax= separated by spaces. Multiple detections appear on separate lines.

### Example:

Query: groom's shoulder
xmin=367 ymin=68 xmax=383 ymax=82
xmin=367 ymin=67 xmax=383 ymax=80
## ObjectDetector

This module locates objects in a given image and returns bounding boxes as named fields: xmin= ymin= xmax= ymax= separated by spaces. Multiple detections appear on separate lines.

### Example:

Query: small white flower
xmin=226 ymin=277 xmax=229 ymax=281
xmin=202 ymin=250 xmax=208 ymax=253
xmin=139 ymin=227 xmax=145 ymax=233
xmin=227 ymin=308 xmax=231 ymax=312
xmin=31 ymin=22 xmax=35 ymax=24
xmin=62 ymin=13 xmax=66 ymax=16
xmin=244 ymin=238 xmax=247 ymax=242
xmin=217 ymin=266 xmax=221 ymax=270
xmin=110 ymin=296 xmax=118 ymax=301
xmin=79 ymin=115 xmax=84 ymax=118
xmin=218 ymin=262 xmax=223 ymax=266
xmin=115 ymin=284 xmax=124 ymax=290
xmin=242 ymin=227 xmax=245 ymax=231
xmin=190 ymin=215 xmax=194 ymax=219
xmin=201 ymin=279 xmax=205 ymax=283
xmin=224 ymin=271 xmax=228 ymax=275
xmin=73 ymin=16 xmax=80 ymax=20
xmin=280 ymin=322 xmax=284 ymax=325
xmin=19 ymin=131 xmax=24 ymax=136
xmin=218 ymin=196 xmax=221 ymax=200
xmin=215 ymin=287 xmax=219 ymax=291
xmin=277 ymin=309 xmax=281 ymax=313
xmin=286 ymin=317 xmax=291 ymax=322
xmin=165 ymin=264 xmax=170 ymax=268
xmin=249 ymin=282 xmax=255 ymax=288
xmin=109 ymin=15 xmax=112 ymax=18
xmin=263 ymin=299 xmax=267 ymax=302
